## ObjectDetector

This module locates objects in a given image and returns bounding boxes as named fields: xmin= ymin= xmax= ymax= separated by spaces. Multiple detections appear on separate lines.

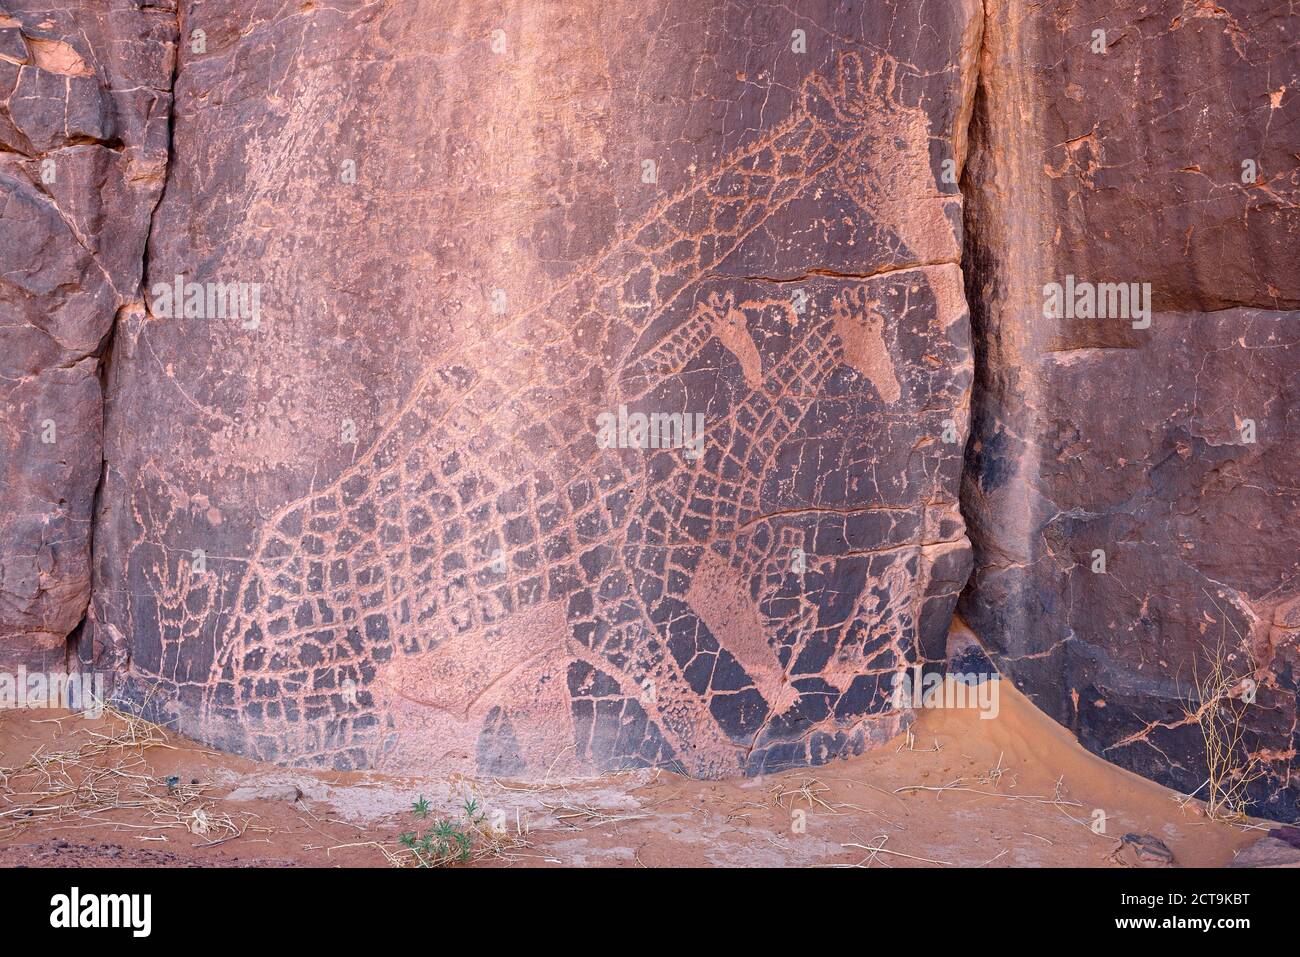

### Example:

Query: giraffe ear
xmin=867 ymin=56 xmax=901 ymax=102
xmin=799 ymin=72 xmax=837 ymax=123
xmin=837 ymin=52 xmax=868 ymax=107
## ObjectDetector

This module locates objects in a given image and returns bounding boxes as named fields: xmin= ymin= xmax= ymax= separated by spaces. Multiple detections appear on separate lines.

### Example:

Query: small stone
xmin=1110 ymin=833 xmax=1176 ymax=867
xmin=1232 ymin=832 xmax=1300 ymax=868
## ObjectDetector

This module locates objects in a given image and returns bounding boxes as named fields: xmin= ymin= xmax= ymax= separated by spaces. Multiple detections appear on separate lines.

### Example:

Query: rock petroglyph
xmin=6 ymin=0 xmax=1294 ymax=824
xmin=85 ymin=2 xmax=977 ymax=777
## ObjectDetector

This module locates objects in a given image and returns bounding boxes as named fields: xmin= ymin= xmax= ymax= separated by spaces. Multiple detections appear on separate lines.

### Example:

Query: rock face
xmin=961 ymin=0 xmax=1300 ymax=818
xmin=6 ymin=0 xmax=1297 ymax=820
xmin=88 ymin=1 xmax=981 ymax=775
xmin=0 ymin=2 xmax=174 ymax=671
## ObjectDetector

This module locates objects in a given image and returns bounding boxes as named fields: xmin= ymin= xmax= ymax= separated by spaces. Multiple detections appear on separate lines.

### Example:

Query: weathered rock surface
xmin=1231 ymin=827 xmax=1300 ymax=867
xmin=961 ymin=0 xmax=1300 ymax=819
xmin=90 ymin=1 xmax=981 ymax=775
xmin=8 ymin=0 xmax=1293 ymax=820
xmin=0 ymin=2 xmax=174 ymax=670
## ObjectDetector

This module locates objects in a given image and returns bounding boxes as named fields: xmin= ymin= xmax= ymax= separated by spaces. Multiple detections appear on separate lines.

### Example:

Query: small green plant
xmin=398 ymin=797 xmax=489 ymax=867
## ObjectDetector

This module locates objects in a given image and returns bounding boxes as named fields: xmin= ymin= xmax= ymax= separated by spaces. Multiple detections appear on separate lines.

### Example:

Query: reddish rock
xmin=8 ymin=0 xmax=1291 ymax=817
xmin=90 ymin=1 xmax=981 ymax=775
xmin=0 ymin=2 xmax=175 ymax=670
xmin=1109 ymin=832 xmax=1176 ymax=868
xmin=1231 ymin=827 xmax=1300 ymax=868
xmin=960 ymin=0 xmax=1300 ymax=819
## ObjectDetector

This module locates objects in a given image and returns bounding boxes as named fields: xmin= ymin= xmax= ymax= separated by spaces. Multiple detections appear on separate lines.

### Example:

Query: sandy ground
xmin=0 ymin=682 xmax=1270 ymax=868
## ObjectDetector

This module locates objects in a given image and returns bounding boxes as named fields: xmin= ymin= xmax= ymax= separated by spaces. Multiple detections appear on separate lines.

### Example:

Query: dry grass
xmin=399 ymin=800 xmax=536 ymax=866
xmin=838 ymin=834 xmax=955 ymax=867
xmin=0 ymin=706 xmax=251 ymax=845
xmin=536 ymin=799 xmax=648 ymax=830
xmin=896 ymin=728 xmax=941 ymax=753
xmin=770 ymin=777 xmax=838 ymax=813
xmin=493 ymin=767 xmax=657 ymax=832
xmin=314 ymin=794 xmax=540 ymax=867
xmin=346 ymin=818 xmax=533 ymax=868
xmin=1182 ymin=634 xmax=1267 ymax=823
xmin=976 ymin=750 xmax=1011 ymax=789
xmin=331 ymin=776 xmax=651 ymax=866
xmin=893 ymin=777 xmax=1082 ymax=808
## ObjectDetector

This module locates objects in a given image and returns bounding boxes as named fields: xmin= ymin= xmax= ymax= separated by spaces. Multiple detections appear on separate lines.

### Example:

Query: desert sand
xmin=0 ymin=681 xmax=1268 ymax=868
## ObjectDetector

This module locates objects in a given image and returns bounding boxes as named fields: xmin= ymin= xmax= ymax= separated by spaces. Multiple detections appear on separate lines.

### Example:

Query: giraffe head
xmin=693 ymin=290 xmax=747 ymax=336
xmin=691 ymin=290 xmax=764 ymax=390
xmin=803 ymin=53 xmax=954 ymax=262
xmin=801 ymin=52 xmax=906 ymax=133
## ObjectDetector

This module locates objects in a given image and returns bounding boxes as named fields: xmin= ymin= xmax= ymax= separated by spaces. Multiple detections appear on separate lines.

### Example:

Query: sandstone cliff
xmin=962 ymin=0 xmax=1299 ymax=820
xmin=0 ymin=0 xmax=1295 ymax=820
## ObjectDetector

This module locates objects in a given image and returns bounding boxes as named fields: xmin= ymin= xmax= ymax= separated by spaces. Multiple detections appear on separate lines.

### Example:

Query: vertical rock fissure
xmin=944 ymin=0 xmax=1300 ymax=822
xmin=78 ymin=3 xmax=183 ymax=678
xmin=137 ymin=11 xmax=181 ymax=327
xmin=953 ymin=0 xmax=993 ymax=654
